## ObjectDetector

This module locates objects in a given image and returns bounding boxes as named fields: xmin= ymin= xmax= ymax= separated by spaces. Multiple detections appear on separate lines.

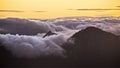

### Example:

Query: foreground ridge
xmin=0 ymin=27 xmax=120 ymax=67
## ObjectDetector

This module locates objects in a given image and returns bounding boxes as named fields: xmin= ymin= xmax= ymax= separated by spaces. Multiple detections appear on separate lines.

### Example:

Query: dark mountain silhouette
xmin=0 ymin=27 xmax=120 ymax=67
xmin=0 ymin=39 xmax=66 ymax=67
xmin=62 ymin=27 xmax=120 ymax=66
xmin=0 ymin=45 xmax=66 ymax=67
xmin=43 ymin=31 xmax=57 ymax=38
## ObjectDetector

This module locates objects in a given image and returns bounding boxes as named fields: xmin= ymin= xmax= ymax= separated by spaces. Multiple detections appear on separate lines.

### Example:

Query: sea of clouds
xmin=0 ymin=16 xmax=120 ymax=58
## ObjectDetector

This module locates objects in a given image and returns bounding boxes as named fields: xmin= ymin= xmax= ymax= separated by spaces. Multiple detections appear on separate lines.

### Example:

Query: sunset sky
xmin=0 ymin=0 xmax=120 ymax=19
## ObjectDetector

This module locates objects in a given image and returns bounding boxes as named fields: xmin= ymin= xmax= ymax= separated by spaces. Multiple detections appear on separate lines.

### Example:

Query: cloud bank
xmin=34 ymin=11 xmax=47 ymax=12
xmin=0 ymin=18 xmax=69 ymax=35
xmin=116 ymin=6 xmax=120 ymax=7
xmin=67 ymin=8 xmax=120 ymax=11
xmin=0 ymin=16 xmax=120 ymax=58
xmin=0 ymin=10 xmax=24 ymax=12
xmin=0 ymin=33 xmax=67 ymax=58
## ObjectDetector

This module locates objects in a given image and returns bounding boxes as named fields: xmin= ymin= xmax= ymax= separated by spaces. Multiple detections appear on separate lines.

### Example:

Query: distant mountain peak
xmin=71 ymin=27 xmax=117 ymax=40
xmin=62 ymin=27 xmax=120 ymax=65
xmin=43 ymin=31 xmax=57 ymax=38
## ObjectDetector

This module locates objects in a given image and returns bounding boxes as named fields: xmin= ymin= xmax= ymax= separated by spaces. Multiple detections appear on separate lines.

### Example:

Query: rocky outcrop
xmin=43 ymin=31 xmax=57 ymax=38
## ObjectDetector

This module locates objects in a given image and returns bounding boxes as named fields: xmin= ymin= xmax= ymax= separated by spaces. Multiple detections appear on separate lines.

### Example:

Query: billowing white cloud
xmin=0 ymin=33 xmax=68 ymax=58
xmin=0 ymin=18 xmax=68 ymax=35
xmin=0 ymin=17 xmax=120 ymax=35
xmin=0 ymin=16 xmax=120 ymax=58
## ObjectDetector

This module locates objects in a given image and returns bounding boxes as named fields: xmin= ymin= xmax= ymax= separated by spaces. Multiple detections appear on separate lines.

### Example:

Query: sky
xmin=0 ymin=0 xmax=120 ymax=19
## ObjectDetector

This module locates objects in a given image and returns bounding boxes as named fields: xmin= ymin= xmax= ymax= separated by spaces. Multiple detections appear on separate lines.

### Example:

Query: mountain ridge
xmin=62 ymin=27 xmax=120 ymax=66
xmin=0 ymin=27 xmax=120 ymax=66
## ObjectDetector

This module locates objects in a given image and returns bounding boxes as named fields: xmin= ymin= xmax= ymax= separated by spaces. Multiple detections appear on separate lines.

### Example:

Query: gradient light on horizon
xmin=0 ymin=0 xmax=120 ymax=19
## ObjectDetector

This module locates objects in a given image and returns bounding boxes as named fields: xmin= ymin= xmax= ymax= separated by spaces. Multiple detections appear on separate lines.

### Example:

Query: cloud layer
xmin=0 ymin=16 xmax=120 ymax=58
xmin=116 ymin=6 xmax=120 ymax=7
xmin=34 ymin=11 xmax=47 ymax=12
xmin=67 ymin=8 xmax=120 ymax=11
xmin=0 ymin=34 xmax=67 ymax=58
xmin=0 ymin=10 xmax=24 ymax=12
xmin=0 ymin=18 xmax=68 ymax=35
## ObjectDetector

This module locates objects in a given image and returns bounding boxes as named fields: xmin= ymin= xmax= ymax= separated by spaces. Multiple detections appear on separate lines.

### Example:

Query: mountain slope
xmin=0 ymin=27 xmax=120 ymax=67
xmin=63 ymin=27 xmax=120 ymax=66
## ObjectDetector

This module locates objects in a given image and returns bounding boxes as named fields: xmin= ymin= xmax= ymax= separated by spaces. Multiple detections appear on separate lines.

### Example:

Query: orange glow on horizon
xmin=0 ymin=0 xmax=120 ymax=19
